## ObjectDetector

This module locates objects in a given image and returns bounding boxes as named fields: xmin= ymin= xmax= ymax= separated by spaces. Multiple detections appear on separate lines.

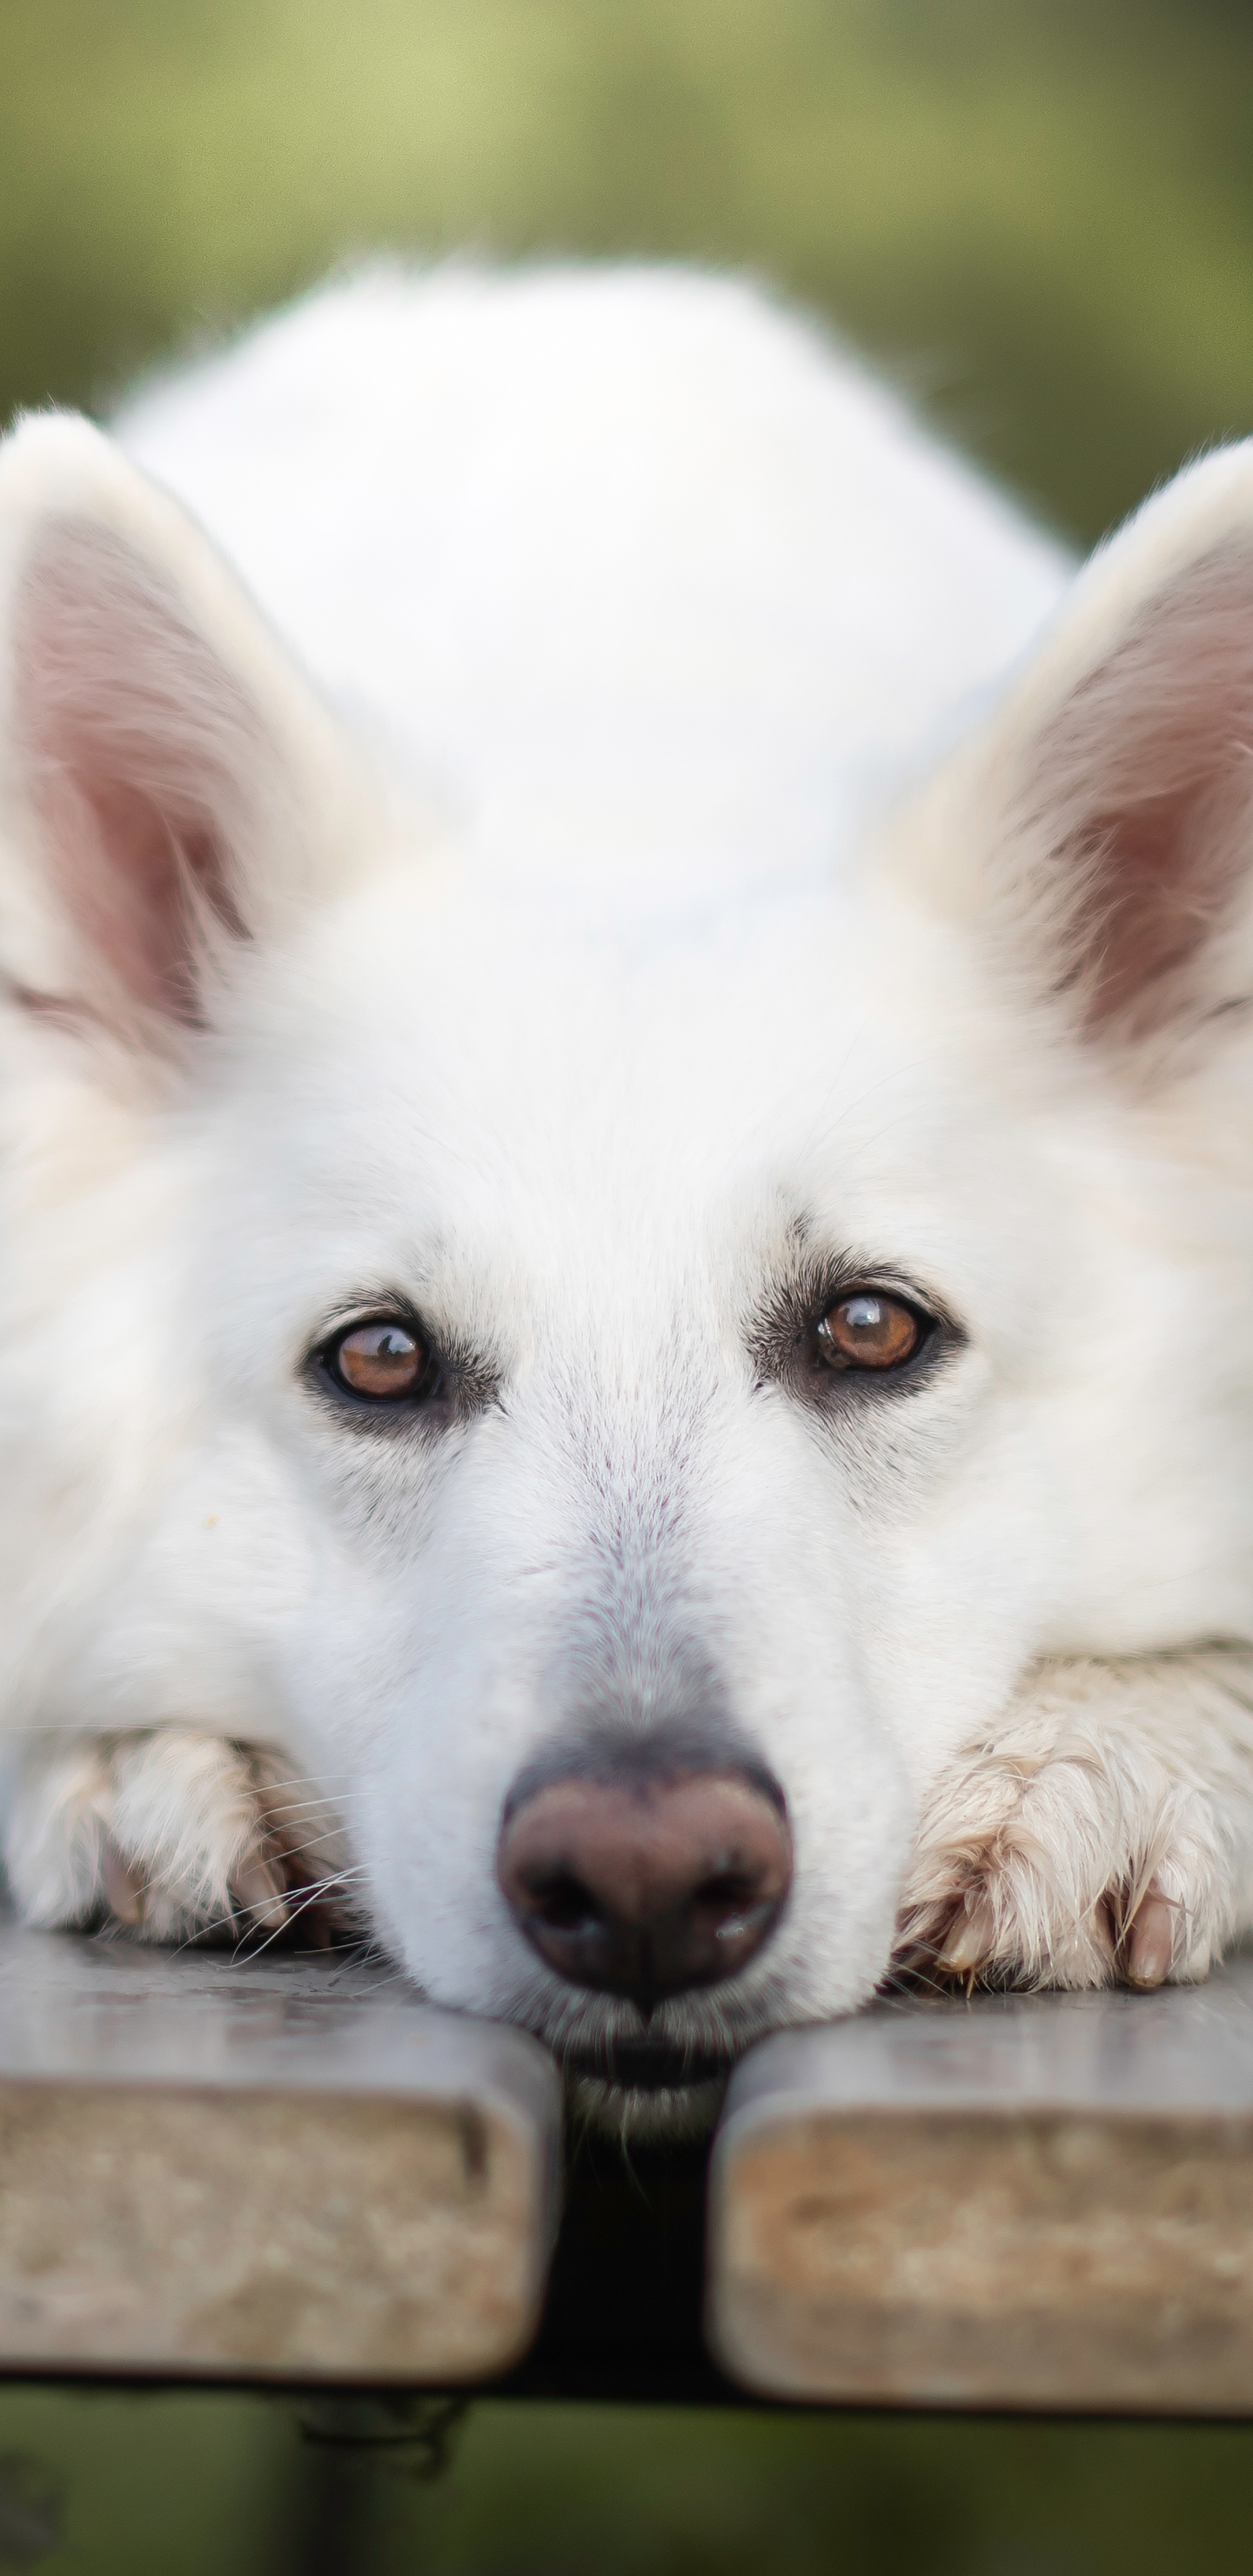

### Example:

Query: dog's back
xmin=117 ymin=265 xmax=1069 ymax=912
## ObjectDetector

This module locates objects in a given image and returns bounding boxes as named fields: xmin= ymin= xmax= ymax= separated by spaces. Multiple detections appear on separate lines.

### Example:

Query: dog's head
xmin=3 ymin=414 xmax=1253 ymax=2127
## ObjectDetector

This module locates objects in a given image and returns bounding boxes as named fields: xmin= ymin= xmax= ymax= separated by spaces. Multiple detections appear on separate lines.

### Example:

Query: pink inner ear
xmin=1080 ymin=773 xmax=1239 ymax=1030
xmin=16 ymin=519 xmax=260 ymax=1021
xmin=1038 ymin=545 xmax=1253 ymax=1035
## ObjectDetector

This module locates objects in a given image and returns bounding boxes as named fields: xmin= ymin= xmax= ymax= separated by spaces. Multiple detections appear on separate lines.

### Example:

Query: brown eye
xmin=329 ymin=1318 xmax=428 ymax=1401
xmin=817 ymin=1291 xmax=921 ymax=1372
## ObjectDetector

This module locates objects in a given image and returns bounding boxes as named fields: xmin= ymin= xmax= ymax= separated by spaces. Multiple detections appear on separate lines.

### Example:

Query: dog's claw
xmin=100 ymin=1835 xmax=146 ymax=1928
xmin=231 ymin=1852 xmax=290 ymax=1932
xmin=1124 ymin=1885 xmax=1176 ymax=1989
xmin=935 ymin=1893 xmax=995 ymax=1975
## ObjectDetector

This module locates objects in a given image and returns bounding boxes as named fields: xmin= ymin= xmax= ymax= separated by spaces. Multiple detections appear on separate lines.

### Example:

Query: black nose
xmin=496 ymin=1759 xmax=792 ymax=2011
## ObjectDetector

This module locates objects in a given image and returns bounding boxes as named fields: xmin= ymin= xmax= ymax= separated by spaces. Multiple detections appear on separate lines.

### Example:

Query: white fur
xmin=2 ymin=261 xmax=1253 ymax=2128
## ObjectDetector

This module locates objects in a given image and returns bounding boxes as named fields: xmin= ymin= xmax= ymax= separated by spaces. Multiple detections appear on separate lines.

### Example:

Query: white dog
xmin=1 ymin=263 xmax=1252 ymax=2131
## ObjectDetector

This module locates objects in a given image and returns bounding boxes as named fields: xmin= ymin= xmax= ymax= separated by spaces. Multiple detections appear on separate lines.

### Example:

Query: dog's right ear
xmin=906 ymin=440 xmax=1253 ymax=1054
xmin=0 ymin=412 xmax=368 ymax=1045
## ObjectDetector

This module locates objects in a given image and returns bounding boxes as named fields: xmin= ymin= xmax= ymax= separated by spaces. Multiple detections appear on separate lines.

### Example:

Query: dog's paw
xmin=891 ymin=1654 xmax=1253 ymax=1995
xmin=3 ymin=1729 xmax=352 ymax=1945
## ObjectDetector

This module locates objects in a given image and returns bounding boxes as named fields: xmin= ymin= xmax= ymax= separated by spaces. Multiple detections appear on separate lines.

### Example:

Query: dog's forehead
xmin=223 ymin=866 xmax=1060 ymax=1300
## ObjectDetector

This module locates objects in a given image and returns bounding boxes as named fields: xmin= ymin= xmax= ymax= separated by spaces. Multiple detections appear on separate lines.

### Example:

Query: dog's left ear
xmin=0 ymin=411 xmax=370 ymax=1044
xmin=914 ymin=442 xmax=1253 ymax=1046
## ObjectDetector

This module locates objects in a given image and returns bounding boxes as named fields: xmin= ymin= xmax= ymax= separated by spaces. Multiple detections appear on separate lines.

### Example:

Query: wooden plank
xmin=0 ymin=1923 xmax=560 ymax=2384
xmin=707 ymin=1953 xmax=1253 ymax=2414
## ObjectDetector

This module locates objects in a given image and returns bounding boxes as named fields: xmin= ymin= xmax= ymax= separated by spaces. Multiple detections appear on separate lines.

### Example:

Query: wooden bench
xmin=710 ymin=1955 xmax=1253 ymax=2414
xmin=0 ymin=1923 xmax=559 ymax=2384
xmin=3 ymin=1920 xmax=1253 ymax=2412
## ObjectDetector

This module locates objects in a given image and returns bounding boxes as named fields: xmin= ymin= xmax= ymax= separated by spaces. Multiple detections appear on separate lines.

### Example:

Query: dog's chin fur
xmin=3 ymin=265 xmax=1253 ymax=2029
xmin=542 ymin=1997 xmax=774 ymax=2140
xmin=565 ymin=2069 xmax=731 ymax=2144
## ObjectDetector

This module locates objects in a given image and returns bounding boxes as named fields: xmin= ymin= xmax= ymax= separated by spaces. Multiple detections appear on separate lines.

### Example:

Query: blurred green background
xmin=6 ymin=1 xmax=1253 ymax=2566
xmin=6 ymin=0 xmax=1253 ymax=542
xmin=6 ymin=2384 xmax=1253 ymax=2576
